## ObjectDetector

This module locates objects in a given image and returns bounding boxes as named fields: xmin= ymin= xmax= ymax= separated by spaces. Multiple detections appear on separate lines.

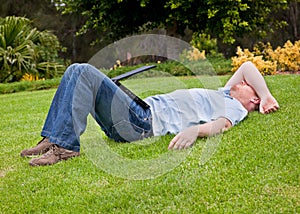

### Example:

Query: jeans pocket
xmin=111 ymin=120 xmax=146 ymax=142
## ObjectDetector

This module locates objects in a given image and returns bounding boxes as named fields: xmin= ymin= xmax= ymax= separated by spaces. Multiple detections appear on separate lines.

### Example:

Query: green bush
xmin=106 ymin=57 xmax=232 ymax=79
xmin=0 ymin=16 xmax=66 ymax=83
xmin=0 ymin=78 xmax=61 ymax=94
xmin=190 ymin=32 xmax=219 ymax=56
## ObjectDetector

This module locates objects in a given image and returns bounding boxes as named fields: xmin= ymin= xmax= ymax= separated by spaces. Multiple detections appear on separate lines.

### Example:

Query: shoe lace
xmin=43 ymin=144 xmax=59 ymax=157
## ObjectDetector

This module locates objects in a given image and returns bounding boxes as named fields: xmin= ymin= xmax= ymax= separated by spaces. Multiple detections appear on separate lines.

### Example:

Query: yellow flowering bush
xmin=231 ymin=47 xmax=277 ymax=75
xmin=232 ymin=40 xmax=300 ymax=75
xmin=182 ymin=46 xmax=206 ymax=62
xmin=270 ymin=40 xmax=300 ymax=72
xmin=110 ymin=60 xmax=122 ymax=70
xmin=22 ymin=73 xmax=41 ymax=81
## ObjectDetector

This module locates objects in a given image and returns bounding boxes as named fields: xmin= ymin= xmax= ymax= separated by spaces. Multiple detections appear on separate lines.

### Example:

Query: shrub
xmin=270 ymin=40 xmax=300 ymax=72
xmin=231 ymin=40 xmax=300 ymax=75
xmin=180 ymin=46 xmax=206 ymax=64
xmin=0 ymin=78 xmax=61 ymax=94
xmin=0 ymin=16 xmax=66 ymax=83
xmin=231 ymin=47 xmax=277 ymax=75
xmin=190 ymin=32 xmax=219 ymax=56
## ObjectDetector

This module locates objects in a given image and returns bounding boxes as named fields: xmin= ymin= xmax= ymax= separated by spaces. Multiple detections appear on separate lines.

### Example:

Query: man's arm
xmin=168 ymin=118 xmax=232 ymax=149
xmin=225 ymin=61 xmax=279 ymax=114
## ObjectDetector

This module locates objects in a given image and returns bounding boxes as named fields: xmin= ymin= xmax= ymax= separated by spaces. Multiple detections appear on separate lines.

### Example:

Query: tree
xmin=0 ymin=0 xmax=105 ymax=62
xmin=205 ymin=0 xmax=289 ymax=43
xmin=54 ymin=0 xmax=289 ymax=44
xmin=0 ymin=16 xmax=65 ymax=83
xmin=286 ymin=0 xmax=300 ymax=40
xmin=54 ymin=0 xmax=168 ymax=42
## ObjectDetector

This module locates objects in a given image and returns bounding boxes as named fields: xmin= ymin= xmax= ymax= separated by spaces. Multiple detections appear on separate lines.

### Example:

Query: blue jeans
xmin=41 ymin=63 xmax=153 ymax=152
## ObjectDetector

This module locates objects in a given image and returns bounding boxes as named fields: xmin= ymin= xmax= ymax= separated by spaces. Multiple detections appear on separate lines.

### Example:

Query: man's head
xmin=230 ymin=81 xmax=260 ymax=112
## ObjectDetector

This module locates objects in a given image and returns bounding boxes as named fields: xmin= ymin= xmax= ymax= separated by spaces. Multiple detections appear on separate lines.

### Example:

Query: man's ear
xmin=250 ymin=97 xmax=260 ymax=104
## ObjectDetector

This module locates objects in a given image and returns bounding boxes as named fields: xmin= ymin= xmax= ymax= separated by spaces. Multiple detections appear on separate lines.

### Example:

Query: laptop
xmin=111 ymin=65 xmax=156 ymax=109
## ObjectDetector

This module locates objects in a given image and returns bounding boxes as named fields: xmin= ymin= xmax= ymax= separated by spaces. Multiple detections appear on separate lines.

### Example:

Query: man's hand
xmin=259 ymin=95 xmax=279 ymax=114
xmin=168 ymin=118 xmax=232 ymax=150
xmin=168 ymin=126 xmax=199 ymax=150
xmin=225 ymin=62 xmax=279 ymax=114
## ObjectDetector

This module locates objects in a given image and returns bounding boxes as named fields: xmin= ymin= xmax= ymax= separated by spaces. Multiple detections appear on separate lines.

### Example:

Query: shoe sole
xmin=29 ymin=153 xmax=80 ymax=166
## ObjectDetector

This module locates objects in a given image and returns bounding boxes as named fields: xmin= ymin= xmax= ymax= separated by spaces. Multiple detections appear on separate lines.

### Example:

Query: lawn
xmin=0 ymin=74 xmax=299 ymax=213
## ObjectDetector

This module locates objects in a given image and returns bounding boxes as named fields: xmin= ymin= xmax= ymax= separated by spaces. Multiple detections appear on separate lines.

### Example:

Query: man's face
xmin=231 ymin=82 xmax=260 ymax=112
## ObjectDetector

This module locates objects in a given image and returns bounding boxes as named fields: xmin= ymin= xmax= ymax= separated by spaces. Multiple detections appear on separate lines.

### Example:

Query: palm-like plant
xmin=0 ymin=16 xmax=65 ymax=83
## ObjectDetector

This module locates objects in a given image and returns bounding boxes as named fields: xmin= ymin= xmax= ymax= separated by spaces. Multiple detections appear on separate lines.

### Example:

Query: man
xmin=20 ymin=61 xmax=279 ymax=166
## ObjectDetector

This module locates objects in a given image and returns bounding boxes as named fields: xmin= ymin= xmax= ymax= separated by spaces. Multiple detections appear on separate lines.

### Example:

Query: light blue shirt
xmin=144 ymin=87 xmax=248 ymax=136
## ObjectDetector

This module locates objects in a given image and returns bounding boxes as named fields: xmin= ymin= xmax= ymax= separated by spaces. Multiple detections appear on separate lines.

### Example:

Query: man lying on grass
xmin=20 ymin=61 xmax=279 ymax=166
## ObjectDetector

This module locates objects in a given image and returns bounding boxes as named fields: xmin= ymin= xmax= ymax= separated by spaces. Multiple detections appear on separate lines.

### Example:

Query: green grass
xmin=0 ymin=75 xmax=299 ymax=213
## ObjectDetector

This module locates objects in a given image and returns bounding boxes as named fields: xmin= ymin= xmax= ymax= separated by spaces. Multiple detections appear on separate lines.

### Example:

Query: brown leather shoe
xmin=20 ymin=138 xmax=52 ymax=157
xmin=29 ymin=144 xmax=80 ymax=166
